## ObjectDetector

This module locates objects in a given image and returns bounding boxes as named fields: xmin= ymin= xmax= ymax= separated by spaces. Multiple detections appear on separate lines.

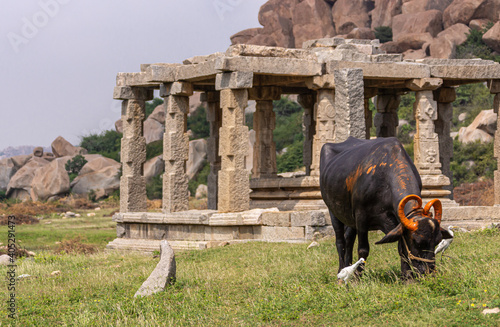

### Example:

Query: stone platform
xmin=106 ymin=205 xmax=500 ymax=252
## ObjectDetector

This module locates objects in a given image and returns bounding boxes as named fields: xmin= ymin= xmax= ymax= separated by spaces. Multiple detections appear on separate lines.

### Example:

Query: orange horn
xmin=398 ymin=195 xmax=421 ymax=231
xmin=423 ymin=199 xmax=442 ymax=224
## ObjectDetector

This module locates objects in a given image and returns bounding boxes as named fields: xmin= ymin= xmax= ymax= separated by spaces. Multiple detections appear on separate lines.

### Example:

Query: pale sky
xmin=0 ymin=0 xmax=267 ymax=150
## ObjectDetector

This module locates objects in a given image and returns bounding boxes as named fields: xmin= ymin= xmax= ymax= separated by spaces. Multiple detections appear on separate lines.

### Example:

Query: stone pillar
xmin=113 ymin=86 xmax=153 ymax=213
xmin=406 ymin=78 xmax=451 ymax=200
xmin=248 ymin=87 xmax=281 ymax=178
xmin=333 ymin=68 xmax=366 ymax=142
xmin=216 ymin=72 xmax=253 ymax=212
xmin=489 ymin=80 xmax=500 ymax=204
xmin=298 ymin=93 xmax=316 ymax=175
xmin=202 ymin=91 xmax=221 ymax=210
xmin=374 ymin=92 xmax=401 ymax=138
xmin=364 ymin=88 xmax=378 ymax=140
xmin=434 ymin=87 xmax=456 ymax=195
xmin=311 ymin=88 xmax=335 ymax=175
xmin=160 ymin=82 xmax=193 ymax=213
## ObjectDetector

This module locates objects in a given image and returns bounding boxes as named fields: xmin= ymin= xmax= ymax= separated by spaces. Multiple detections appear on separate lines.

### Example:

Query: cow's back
xmin=320 ymin=137 xmax=421 ymax=229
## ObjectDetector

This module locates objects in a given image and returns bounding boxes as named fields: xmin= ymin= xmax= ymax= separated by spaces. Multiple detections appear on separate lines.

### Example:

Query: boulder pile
xmin=231 ymin=0 xmax=500 ymax=60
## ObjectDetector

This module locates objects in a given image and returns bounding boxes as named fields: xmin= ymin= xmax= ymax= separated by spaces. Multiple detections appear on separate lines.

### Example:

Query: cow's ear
xmin=441 ymin=227 xmax=453 ymax=239
xmin=375 ymin=224 xmax=403 ymax=244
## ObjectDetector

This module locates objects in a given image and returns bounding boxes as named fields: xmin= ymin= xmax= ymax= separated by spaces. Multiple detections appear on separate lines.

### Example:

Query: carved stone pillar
xmin=113 ymin=86 xmax=153 ymax=213
xmin=312 ymin=88 xmax=335 ymax=175
xmin=202 ymin=91 xmax=221 ymax=210
xmin=216 ymin=72 xmax=253 ymax=212
xmin=298 ymin=93 xmax=316 ymax=175
xmin=333 ymin=68 xmax=366 ymax=142
xmin=364 ymin=88 xmax=378 ymax=140
xmin=249 ymin=87 xmax=281 ymax=178
xmin=406 ymin=78 xmax=451 ymax=200
xmin=489 ymin=80 xmax=500 ymax=204
xmin=434 ymin=87 xmax=456 ymax=196
xmin=374 ymin=92 xmax=401 ymax=138
xmin=160 ymin=82 xmax=193 ymax=213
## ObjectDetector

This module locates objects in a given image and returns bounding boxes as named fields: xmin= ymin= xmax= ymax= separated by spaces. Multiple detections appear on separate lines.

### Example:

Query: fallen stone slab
xmin=134 ymin=240 xmax=176 ymax=297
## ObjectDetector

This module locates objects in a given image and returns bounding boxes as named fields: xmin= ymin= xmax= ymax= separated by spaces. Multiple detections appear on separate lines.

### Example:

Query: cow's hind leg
xmin=356 ymin=229 xmax=370 ymax=274
xmin=344 ymin=226 xmax=357 ymax=267
xmin=330 ymin=211 xmax=347 ymax=273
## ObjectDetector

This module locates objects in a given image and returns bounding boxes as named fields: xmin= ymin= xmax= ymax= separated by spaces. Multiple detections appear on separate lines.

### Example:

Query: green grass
xmin=0 ymin=220 xmax=499 ymax=326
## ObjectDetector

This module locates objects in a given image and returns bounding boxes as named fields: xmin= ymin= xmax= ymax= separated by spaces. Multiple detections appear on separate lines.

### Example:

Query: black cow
xmin=320 ymin=137 xmax=453 ymax=279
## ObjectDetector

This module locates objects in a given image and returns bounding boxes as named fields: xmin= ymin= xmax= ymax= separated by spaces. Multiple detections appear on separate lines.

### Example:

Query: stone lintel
xmin=215 ymin=72 xmax=254 ymax=90
xmin=488 ymin=79 xmax=500 ymax=94
xmin=430 ymin=64 xmax=500 ymax=79
xmin=113 ymin=86 xmax=154 ymax=101
xmin=435 ymin=87 xmax=456 ymax=103
xmin=405 ymin=78 xmax=443 ymax=91
xmin=116 ymin=73 xmax=158 ymax=87
xmin=248 ymin=86 xmax=281 ymax=100
xmin=297 ymin=93 xmax=316 ymax=108
xmin=160 ymin=82 xmax=194 ymax=97
xmin=306 ymin=75 xmax=335 ymax=90
xmin=226 ymin=44 xmax=317 ymax=61
xmin=364 ymin=87 xmax=378 ymax=99
xmin=215 ymin=56 xmax=322 ymax=76
xmin=145 ymin=64 xmax=180 ymax=83
xmin=327 ymin=61 xmax=430 ymax=79
xmin=176 ymin=60 xmax=218 ymax=81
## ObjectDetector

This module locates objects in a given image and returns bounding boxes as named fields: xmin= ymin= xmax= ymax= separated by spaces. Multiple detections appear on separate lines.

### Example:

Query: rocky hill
xmin=231 ymin=0 xmax=500 ymax=59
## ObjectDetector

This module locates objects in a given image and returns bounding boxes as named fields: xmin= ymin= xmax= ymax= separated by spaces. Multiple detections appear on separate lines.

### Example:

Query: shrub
xmin=65 ymin=155 xmax=88 ymax=182
xmin=146 ymin=175 xmax=163 ymax=200
xmin=80 ymin=130 xmax=122 ymax=162
xmin=188 ymin=161 xmax=210 ymax=196
xmin=451 ymin=139 xmax=496 ymax=186
xmin=277 ymin=140 xmax=304 ymax=173
xmin=187 ymin=105 xmax=210 ymax=140
xmin=374 ymin=26 xmax=392 ymax=43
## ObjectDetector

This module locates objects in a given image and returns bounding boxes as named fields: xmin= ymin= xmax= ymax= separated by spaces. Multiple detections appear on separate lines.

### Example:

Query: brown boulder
xmin=370 ymin=0 xmax=403 ymax=28
xmin=0 ymin=158 xmax=17 ymax=191
xmin=443 ymin=0 xmax=486 ymax=29
xmin=483 ymin=21 xmax=500 ymax=53
xmin=346 ymin=28 xmax=376 ymax=40
xmin=469 ymin=18 xmax=491 ymax=30
xmin=458 ymin=109 xmax=497 ymax=143
xmin=6 ymin=157 xmax=49 ymax=200
xmin=149 ymin=105 xmax=165 ymax=124
xmin=115 ymin=118 xmax=123 ymax=134
xmin=292 ymin=0 xmax=336 ymax=47
xmin=392 ymin=10 xmax=443 ymax=41
xmin=403 ymin=48 xmax=428 ymax=59
xmin=380 ymin=41 xmax=403 ymax=53
xmin=144 ymin=155 xmax=164 ymax=183
xmin=255 ymin=0 xmax=298 ymax=48
xmin=429 ymin=24 xmax=470 ymax=58
xmin=395 ymin=32 xmax=433 ymax=52
xmin=472 ymin=0 xmax=500 ymax=22
xmin=70 ymin=157 xmax=121 ymax=200
xmin=230 ymin=28 xmax=262 ymax=45
xmin=10 ymin=155 xmax=32 ymax=169
xmin=187 ymin=139 xmax=207 ymax=180
xmin=402 ymin=0 xmax=453 ymax=14
xmin=144 ymin=118 xmax=164 ymax=144
xmin=51 ymin=136 xmax=88 ymax=158
xmin=33 ymin=147 xmax=43 ymax=157
xmin=31 ymin=158 xmax=70 ymax=201
xmin=332 ymin=0 xmax=374 ymax=35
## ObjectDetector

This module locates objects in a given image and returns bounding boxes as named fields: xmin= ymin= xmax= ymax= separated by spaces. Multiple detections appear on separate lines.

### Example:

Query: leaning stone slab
xmin=134 ymin=240 xmax=176 ymax=297
xmin=226 ymin=44 xmax=317 ymax=61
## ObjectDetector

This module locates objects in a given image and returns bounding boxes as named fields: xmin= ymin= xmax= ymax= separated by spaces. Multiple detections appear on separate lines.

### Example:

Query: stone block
xmin=238 ymin=226 xmax=256 ymax=239
xmin=121 ymin=136 xmax=146 ymax=164
xmin=165 ymin=225 xmax=205 ymax=241
xmin=405 ymin=78 xmax=443 ymax=91
xmin=429 ymin=64 xmax=500 ymax=79
xmin=305 ymin=75 xmax=336 ymax=90
xmin=164 ymin=96 xmax=189 ymax=115
xmin=215 ymin=57 xmax=322 ymax=77
xmin=305 ymin=225 xmax=335 ymax=240
xmin=160 ymin=82 xmax=194 ymax=97
xmin=183 ymin=52 xmax=225 ymax=65
xmin=302 ymin=37 xmax=346 ymax=49
xmin=334 ymin=68 xmax=366 ymax=142
xmin=116 ymin=72 xmax=156 ymax=87
xmin=291 ymin=211 xmax=327 ymax=227
xmin=436 ymin=87 xmax=456 ymax=103
xmin=163 ymin=131 xmax=189 ymax=162
xmin=215 ymin=72 xmax=254 ymax=90
xmin=260 ymin=226 xmax=304 ymax=240
xmin=494 ymin=94 xmax=500 ymax=114
xmin=163 ymin=171 xmax=189 ymax=213
xmin=218 ymin=169 xmax=250 ymax=212
xmin=371 ymin=54 xmax=403 ymax=63
xmin=175 ymin=60 xmax=218 ymax=81
xmin=113 ymin=86 xmax=153 ymax=100
xmin=327 ymin=61 xmax=430 ymax=79
xmin=205 ymin=226 xmax=239 ymax=241
xmin=488 ymin=80 xmax=500 ymax=94
xmin=261 ymin=212 xmax=291 ymax=227
xmin=145 ymin=64 xmax=179 ymax=82
xmin=220 ymin=89 xmax=248 ymax=114
xmin=219 ymin=126 xmax=249 ymax=157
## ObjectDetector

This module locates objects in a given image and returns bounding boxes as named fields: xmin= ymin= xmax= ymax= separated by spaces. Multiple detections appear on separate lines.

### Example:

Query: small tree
xmin=374 ymin=26 xmax=392 ymax=43
xmin=65 ymin=155 xmax=88 ymax=182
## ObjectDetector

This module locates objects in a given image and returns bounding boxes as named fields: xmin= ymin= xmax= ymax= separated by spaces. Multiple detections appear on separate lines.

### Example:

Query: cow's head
xmin=375 ymin=195 xmax=453 ymax=278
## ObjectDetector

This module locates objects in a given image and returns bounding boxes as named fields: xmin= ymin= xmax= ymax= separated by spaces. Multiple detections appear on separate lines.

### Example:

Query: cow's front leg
xmin=330 ymin=211 xmax=346 ymax=272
